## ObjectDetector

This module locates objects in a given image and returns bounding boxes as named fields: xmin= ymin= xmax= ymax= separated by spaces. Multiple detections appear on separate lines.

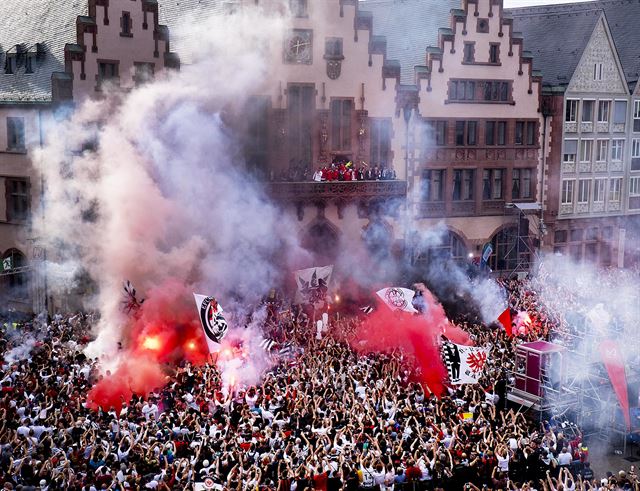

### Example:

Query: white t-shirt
xmin=497 ymin=454 xmax=509 ymax=472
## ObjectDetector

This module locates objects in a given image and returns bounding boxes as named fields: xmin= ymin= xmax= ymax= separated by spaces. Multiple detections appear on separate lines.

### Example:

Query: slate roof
xmin=158 ymin=0 xmax=226 ymax=65
xmin=0 ymin=0 xmax=81 ymax=102
xmin=360 ymin=0 xmax=459 ymax=85
xmin=508 ymin=0 xmax=640 ymax=92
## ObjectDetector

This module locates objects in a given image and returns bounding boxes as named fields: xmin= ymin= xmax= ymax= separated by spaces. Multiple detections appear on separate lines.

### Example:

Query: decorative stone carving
xmin=564 ymin=122 xmax=578 ymax=133
xmin=560 ymin=204 xmax=574 ymax=215
xmin=594 ymin=161 xmax=607 ymax=172
xmin=576 ymin=203 xmax=589 ymax=214
xmin=610 ymin=161 xmax=623 ymax=172
xmin=562 ymin=162 xmax=576 ymax=174
xmin=580 ymin=122 xmax=593 ymax=133
xmin=318 ymin=110 xmax=329 ymax=164
xmin=578 ymin=162 xmax=591 ymax=173
xmin=608 ymin=201 xmax=621 ymax=212
xmin=612 ymin=123 xmax=625 ymax=133
xmin=596 ymin=122 xmax=610 ymax=133
xmin=327 ymin=60 xmax=342 ymax=80
xmin=592 ymin=202 xmax=605 ymax=213
xmin=567 ymin=20 xmax=628 ymax=94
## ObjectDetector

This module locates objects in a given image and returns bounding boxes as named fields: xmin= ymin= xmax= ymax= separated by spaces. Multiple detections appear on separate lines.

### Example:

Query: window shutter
xmin=613 ymin=101 xmax=627 ymax=124
xmin=564 ymin=140 xmax=578 ymax=154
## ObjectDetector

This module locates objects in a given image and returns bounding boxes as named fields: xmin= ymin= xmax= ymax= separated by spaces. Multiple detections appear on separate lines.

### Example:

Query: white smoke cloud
xmin=33 ymin=4 xmax=307 ymax=371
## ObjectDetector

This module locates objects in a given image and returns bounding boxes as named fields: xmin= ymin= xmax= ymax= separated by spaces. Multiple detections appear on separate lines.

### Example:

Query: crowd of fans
xmin=271 ymin=160 xmax=396 ymax=182
xmin=0 ymin=277 xmax=638 ymax=491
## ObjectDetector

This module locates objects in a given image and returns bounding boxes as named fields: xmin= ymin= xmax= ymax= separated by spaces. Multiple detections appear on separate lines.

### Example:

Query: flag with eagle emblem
xmin=294 ymin=266 xmax=333 ymax=307
xmin=193 ymin=294 xmax=229 ymax=351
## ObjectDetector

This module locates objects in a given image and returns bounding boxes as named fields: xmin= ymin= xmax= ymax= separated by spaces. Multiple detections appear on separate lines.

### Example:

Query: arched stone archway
xmin=488 ymin=226 xmax=518 ymax=271
xmin=362 ymin=219 xmax=394 ymax=259
xmin=2 ymin=249 xmax=28 ymax=299
xmin=302 ymin=218 xmax=340 ymax=261
xmin=414 ymin=229 xmax=468 ymax=264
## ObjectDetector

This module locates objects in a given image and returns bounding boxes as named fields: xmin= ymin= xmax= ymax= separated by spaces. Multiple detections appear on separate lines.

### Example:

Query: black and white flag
xmin=376 ymin=287 xmax=418 ymax=313
xmin=295 ymin=266 xmax=333 ymax=307
xmin=193 ymin=294 xmax=229 ymax=351
xmin=441 ymin=341 xmax=489 ymax=385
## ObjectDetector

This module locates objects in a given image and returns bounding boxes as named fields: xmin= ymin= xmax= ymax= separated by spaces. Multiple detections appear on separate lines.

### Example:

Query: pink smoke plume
xmin=351 ymin=285 xmax=470 ymax=396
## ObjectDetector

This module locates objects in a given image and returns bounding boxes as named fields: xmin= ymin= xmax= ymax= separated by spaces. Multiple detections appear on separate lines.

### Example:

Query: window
xmin=563 ymin=140 xmax=577 ymax=163
xmin=483 ymin=169 xmax=503 ymax=200
xmin=486 ymin=121 xmax=495 ymax=146
xmin=330 ymin=99 xmax=352 ymax=151
xmin=120 ymin=11 xmax=132 ymax=36
xmin=580 ymin=140 xmax=593 ymax=162
xmin=515 ymin=121 xmax=524 ymax=145
xmin=631 ymin=177 xmax=640 ymax=197
xmin=512 ymin=168 xmax=532 ymax=199
xmin=435 ymin=121 xmax=447 ymax=146
xmin=565 ymin=100 xmax=578 ymax=123
xmin=288 ymin=84 xmax=314 ymax=167
xmin=421 ymin=170 xmax=445 ymax=202
xmin=489 ymin=44 xmax=499 ymax=64
xmin=370 ymin=119 xmax=391 ymax=168
xmin=25 ymin=54 xmax=34 ymax=74
xmin=4 ymin=54 xmax=16 ymax=74
xmin=456 ymin=121 xmax=465 ymax=146
xmin=633 ymin=139 xmax=640 ymax=171
xmin=325 ymin=38 xmax=343 ymax=58
xmin=463 ymin=42 xmax=475 ymax=63
xmin=449 ymin=80 xmax=476 ymax=101
xmin=554 ymin=230 xmax=567 ymax=243
xmin=97 ymin=61 xmax=119 ymax=89
xmin=489 ymin=226 xmax=518 ymax=271
xmin=582 ymin=100 xmax=594 ymax=123
xmin=611 ymin=139 xmax=624 ymax=161
xmin=578 ymin=179 xmax=590 ymax=203
xmin=596 ymin=140 xmax=609 ymax=162
xmin=244 ymin=96 xmax=269 ymax=178
xmin=614 ymin=100 xmax=627 ymax=125
xmin=6 ymin=117 xmax=25 ymax=151
xmin=561 ymin=180 xmax=574 ymax=204
xmin=5 ymin=179 xmax=29 ymax=222
xmin=497 ymin=121 xmax=506 ymax=145
xmin=482 ymin=81 xmax=510 ymax=102
xmin=290 ymin=0 xmax=308 ymax=17
xmin=593 ymin=63 xmax=603 ymax=81
xmin=467 ymin=121 xmax=477 ymax=145
xmin=455 ymin=121 xmax=477 ymax=146
xmin=570 ymin=229 xmax=583 ymax=242
xmin=526 ymin=122 xmax=536 ymax=146
xmin=597 ymin=100 xmax=610 ymax=123
xmin=609 ymin=178 xmax=621 ymax=202
xmin=634 ymin=100 xmax=640 ymax=132
xmin=133 ymin=63 xmax=154 ymax=85
xmin=452 ymin=169 xmax=474 ymax=201
xmin=593 ymin=179 xmax=606 ymax=203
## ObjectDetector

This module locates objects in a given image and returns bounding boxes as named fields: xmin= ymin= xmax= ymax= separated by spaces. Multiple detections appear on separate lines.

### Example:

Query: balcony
xmin=266 ymin=180 xmax=407 ymax=202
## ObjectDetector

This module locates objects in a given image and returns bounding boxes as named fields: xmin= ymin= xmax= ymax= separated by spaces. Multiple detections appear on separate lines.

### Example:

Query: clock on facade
xmin=284 ymin=29 xmax=313 ymax=64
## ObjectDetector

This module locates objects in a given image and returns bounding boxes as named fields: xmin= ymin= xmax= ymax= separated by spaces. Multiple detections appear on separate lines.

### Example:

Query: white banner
xmin=193 ymin=294 xmax=229 ymax=351
xmin=376 ymin=287 xmax=418 ymax=313
xmin=442 ymin=342 xmax=489 ymax=385
xmin=294 ymin=265 xmax=333 ymax=307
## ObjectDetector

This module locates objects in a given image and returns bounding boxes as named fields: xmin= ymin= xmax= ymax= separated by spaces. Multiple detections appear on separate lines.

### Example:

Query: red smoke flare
xmin=351 ymin=287 xmax=471 ymax=396
xmin=87 ymin=279 xmax=213 ymax=412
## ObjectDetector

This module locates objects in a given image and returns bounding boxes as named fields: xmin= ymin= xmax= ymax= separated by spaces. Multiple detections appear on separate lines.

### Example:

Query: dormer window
xmin=25 ymin=54 xmax=34 ymax=74
xmin=4 ymin=54 xmax=16 ymax=74
xmin=121 ymin=12 xmax=132 ymax=37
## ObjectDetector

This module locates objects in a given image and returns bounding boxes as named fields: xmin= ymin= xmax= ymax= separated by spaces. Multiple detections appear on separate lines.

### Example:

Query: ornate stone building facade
xmin=0 ymin=0 xmax=178 ymax=312
xmin=511 ymin=0 xmax=640 ymax=267
xmin=382 ymin=0 xmax=544 ymax=274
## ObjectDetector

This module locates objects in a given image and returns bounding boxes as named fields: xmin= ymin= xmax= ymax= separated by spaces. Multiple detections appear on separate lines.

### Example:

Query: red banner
xmin=498 ymin=308 xmax=512 ymax=337
xmin=599 ymin=339 xmax=630 ymax=429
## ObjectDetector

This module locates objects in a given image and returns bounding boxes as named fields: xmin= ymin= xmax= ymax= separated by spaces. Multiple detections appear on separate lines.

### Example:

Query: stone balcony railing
xmin=266 ymin=180 xmax=407 ymax=202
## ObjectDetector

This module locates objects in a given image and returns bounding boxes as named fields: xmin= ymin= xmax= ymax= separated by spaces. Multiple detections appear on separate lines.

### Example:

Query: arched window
xmin=415 ymin=231 xmax=467 ymax=264
xmin=2 ymin=249 xmax=28 ymax=299
xmin=362 ymin=220 xmax=393 ymax=258
xmin=303 ymin=220 xmax=339 ymax=260
xmin=489 ymin=226 xmax=518 ymax=271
